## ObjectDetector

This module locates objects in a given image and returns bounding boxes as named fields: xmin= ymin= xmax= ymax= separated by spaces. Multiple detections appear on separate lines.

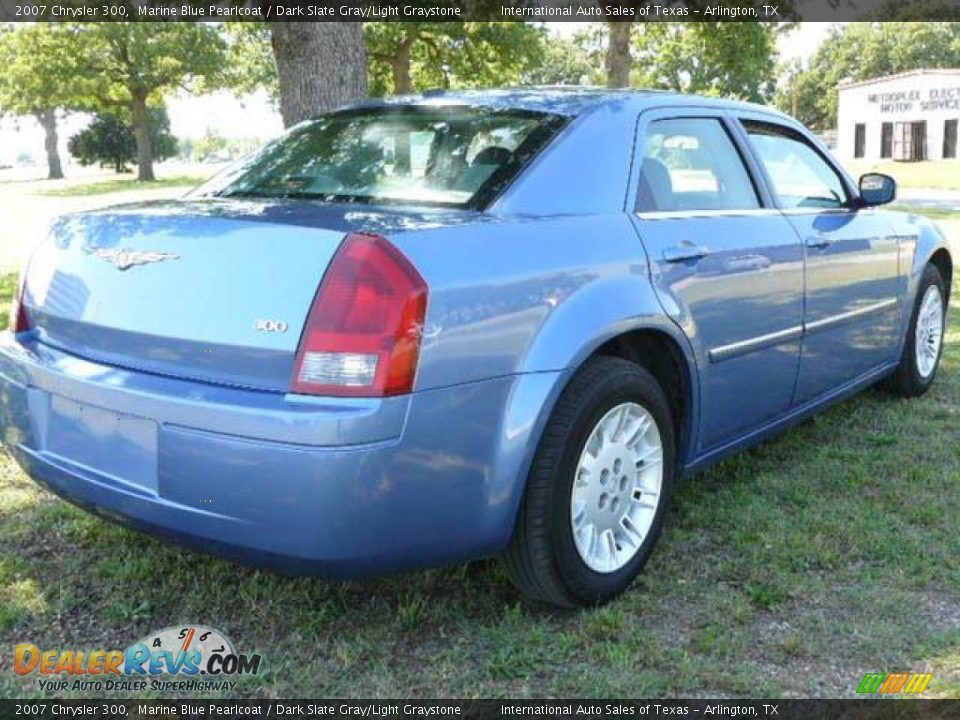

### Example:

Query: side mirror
xmin=859 ymin=173 xmax=896 ymax=206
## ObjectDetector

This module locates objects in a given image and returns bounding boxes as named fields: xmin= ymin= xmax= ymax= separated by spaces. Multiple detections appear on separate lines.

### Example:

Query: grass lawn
xmin=0 ymin=273 xmax=958 ymax=698
xmin=889 ymin=205 xmax=960 ymax=220
xmin=845 ymin=160 xmax=960 ymax=190
xmin=34 ymin=175 xmax=207 ymax=197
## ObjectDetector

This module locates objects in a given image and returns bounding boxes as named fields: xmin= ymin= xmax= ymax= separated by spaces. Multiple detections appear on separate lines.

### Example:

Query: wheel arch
xmin=498 ymin=319 xmax=700 ymax=547
xmin=898 ymin=218 xmax=953 ymax=355
xmin=590 ymin=328 xmax=697 ymax=469
xmin=520 ymin=295 xmax=701 ymax=472
xmin=928 ymin=247 xmax=953 ymax=304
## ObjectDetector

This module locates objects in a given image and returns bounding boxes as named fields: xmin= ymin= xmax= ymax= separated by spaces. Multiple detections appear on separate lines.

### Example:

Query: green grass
xmin=889 ymin=206 xmax=960 ymax=220
xmin=33 ymin=175 xmax=206 ymax=197
xmin=845 ymin=160 xmax=960 ymax=190
xmin=0 ymin=271 xmax=958 ymax=699
xmin=0 ymin=273 xmax=17 ymax=329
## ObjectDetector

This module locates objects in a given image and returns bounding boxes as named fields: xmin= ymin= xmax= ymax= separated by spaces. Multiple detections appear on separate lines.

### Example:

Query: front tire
xmin=501 ymin=357 xmax=676 ymax=608
xmin=884 ymin=264 xmax=947 ymax=397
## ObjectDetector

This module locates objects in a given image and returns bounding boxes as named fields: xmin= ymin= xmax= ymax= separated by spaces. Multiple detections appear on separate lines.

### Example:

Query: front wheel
xmin=501 ymin=357 xmax=676 ymax=608
xmin=884 ymin=264 xmax=947 ymax=398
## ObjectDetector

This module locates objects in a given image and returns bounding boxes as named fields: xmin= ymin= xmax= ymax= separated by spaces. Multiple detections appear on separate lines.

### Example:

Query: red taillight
xmin=10 ymin=276 xmax=31 ymax=334
xmin=291 ymin=233 xmax=428 ymax=397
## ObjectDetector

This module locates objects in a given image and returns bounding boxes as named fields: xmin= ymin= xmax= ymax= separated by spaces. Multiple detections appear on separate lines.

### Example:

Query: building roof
xmin=838 ymin=69 xmax=960 ymax=91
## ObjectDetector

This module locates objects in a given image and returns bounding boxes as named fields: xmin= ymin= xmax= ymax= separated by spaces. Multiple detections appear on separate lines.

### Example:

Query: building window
xmin=881 ymin=122 xmax=893 ymax=159
xmin=945 ymin=119 xmax=958 ymax=159
xmin=854 ymin=123 xmax=866 ymax=158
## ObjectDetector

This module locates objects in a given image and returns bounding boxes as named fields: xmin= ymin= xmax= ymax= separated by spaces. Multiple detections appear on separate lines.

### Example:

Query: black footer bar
xmin=3 ymin=699 xmax=960 ymax=720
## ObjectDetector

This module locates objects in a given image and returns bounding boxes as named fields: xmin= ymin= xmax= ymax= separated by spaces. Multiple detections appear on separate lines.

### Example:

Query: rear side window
xmin=204 ymin=106 xmax=567 ymax=209
xmin=637 ymin=118 xmax=760 ymax=213
xmin=742 ymin=120 xmax=849 ymax=210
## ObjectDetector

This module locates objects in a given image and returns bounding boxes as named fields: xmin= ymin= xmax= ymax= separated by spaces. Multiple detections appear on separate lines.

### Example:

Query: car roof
xmin=344 ymin=87 xmax=793 ymax=121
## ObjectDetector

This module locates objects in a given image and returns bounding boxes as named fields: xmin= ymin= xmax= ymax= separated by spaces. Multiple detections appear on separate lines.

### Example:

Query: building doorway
xmin=893 ymin=121 xmax=927 ymax=161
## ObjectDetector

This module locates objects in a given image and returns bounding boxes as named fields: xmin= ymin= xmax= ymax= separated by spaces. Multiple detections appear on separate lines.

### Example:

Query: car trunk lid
xmin=21 ymin=199 xmax=474 ymax=393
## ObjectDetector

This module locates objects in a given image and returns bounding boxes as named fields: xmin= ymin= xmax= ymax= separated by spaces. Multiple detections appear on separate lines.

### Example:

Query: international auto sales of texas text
xmin=42 ymin=2 xmax=775 ymax=19
xmin=499 ymin=4 xmax=774 ymax=18
xmin=112 ymin=704 xmax=762 ymax=717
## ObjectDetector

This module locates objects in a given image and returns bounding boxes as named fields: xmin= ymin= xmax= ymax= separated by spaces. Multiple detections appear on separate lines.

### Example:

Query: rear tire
xmin=501 ymin=357 xmax=676 ymax=608
xmin=883 ymin=264 xmax=947 ymax=398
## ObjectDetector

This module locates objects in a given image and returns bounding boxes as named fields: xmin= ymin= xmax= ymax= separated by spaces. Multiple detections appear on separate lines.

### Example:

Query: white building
xmin=836 ymin=69 xmax=960 ymax=162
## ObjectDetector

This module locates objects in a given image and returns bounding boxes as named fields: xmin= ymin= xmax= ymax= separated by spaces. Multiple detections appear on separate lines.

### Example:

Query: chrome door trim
xmin=780 ymin=207 xmax=855 ymax=217
xmin=804 ymin=297 xmax=899 ymax=334
xmin=636 ymin=208 xmax=782 ymax=221
xmin=708 ymin=297 xmax=899 ymax=364
xmin=708 ymin=325 xmax=804 ymax=364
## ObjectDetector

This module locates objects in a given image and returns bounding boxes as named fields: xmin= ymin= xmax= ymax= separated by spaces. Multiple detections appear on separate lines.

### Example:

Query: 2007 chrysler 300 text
xmin=0 ymin=90 xmax=952 ymax=607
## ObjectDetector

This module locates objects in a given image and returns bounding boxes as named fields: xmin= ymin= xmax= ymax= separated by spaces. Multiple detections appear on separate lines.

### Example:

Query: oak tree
xmin=70 ymin=23 xmax=227 ymax=181
xmin=69 ymin=108 xmax=177 ymax=174
xmin=0 ymin=24 xmax=82 ymax=179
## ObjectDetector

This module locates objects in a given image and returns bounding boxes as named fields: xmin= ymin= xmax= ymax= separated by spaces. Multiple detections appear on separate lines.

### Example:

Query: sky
xmin=0 ymin=23 xmax=838 ymax=167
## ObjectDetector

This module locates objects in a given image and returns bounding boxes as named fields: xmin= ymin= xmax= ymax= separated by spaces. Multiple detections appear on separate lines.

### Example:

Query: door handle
xmin=662 ymin=242 xmax=710 ymax=263
xmin=806 ymin=234 xmax=834 ymax=250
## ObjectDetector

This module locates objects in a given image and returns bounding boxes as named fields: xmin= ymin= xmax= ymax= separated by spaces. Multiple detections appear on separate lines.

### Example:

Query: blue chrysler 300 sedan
xmin=0 ymin=89 xmax=952 ymax=607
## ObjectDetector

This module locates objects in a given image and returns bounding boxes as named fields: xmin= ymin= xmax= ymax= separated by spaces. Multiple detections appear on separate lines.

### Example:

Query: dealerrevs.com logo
xmin=13 ymin=625 xmax=262 ymax=693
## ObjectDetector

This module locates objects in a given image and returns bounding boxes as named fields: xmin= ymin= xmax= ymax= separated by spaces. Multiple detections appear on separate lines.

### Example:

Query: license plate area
xmin=45 ymin=394 xmax=158 ymax=494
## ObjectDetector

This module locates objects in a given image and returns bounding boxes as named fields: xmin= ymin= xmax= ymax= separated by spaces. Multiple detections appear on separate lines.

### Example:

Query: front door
xmin=739 ymin=118 xmax=901 ymax=405
xmin=631 ymin=111 xmax=805 ymax=453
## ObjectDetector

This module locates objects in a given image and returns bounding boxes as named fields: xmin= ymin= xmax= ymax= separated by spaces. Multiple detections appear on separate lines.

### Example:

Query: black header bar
xmin=2 ymin=0 xmax=960 ymax=22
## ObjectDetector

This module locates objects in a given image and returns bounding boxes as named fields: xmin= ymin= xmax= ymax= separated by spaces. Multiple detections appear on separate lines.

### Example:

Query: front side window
xmin=637 ymin=118 xmax=759 ymax=213
xmin=201 ymin=106 xmax=567 ymax=209
xmin=743 ymin=120 xmax=849 ymax=210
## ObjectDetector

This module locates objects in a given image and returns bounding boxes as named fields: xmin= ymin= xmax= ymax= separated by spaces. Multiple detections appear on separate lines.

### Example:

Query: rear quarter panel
xmin=878 ymin=210 xmax=953 ymax=352
xmin=391 ymin=214 xmax=692 ymax=390
xmin=389 ymin=213 xmax=700 ymax=549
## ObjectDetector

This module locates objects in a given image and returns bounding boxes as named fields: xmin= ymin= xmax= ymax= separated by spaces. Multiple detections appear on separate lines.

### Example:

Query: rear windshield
xmin=202 ymin=106 xmax=568 ymax=209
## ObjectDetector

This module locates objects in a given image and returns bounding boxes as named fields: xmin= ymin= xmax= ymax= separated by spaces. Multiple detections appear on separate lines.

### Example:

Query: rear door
xmin=737 ymin=117 xmax=901 ymax=405
xmin=630 ymin=108 xmax=804 ymax=454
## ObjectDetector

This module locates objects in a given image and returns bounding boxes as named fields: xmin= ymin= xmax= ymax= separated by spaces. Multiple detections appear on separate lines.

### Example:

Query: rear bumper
xmin=0 ymin=335 xmax=561 ymax=576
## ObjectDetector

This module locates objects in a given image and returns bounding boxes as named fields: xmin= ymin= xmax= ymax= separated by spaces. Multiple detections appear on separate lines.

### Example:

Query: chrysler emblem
xmin=90 ymin=248 xmax=180 ymax=271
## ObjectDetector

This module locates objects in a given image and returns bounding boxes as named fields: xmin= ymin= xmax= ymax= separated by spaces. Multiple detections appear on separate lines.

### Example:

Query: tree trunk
xmin=130 ymin=92 xmax=155 ymax=182
xmin=391 ymin=35 xmax=414 ymax=175
xmin=35 ymin=110 xmax=64 ymax=180
xmin=271 ymin=23 xmax=368 ymax=128
xmin=606 ymin=22 xmax=633 ymax=88
xmin=392 ymin=36 xmax=414 ymax=95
